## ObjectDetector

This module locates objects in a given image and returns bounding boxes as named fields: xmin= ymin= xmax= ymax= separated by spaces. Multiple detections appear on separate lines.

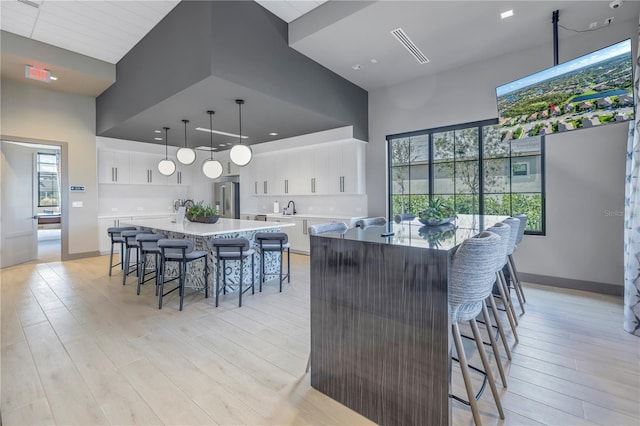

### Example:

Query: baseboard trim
xmin=62 ymin=251 xmax=100 ymax=261
xmin=519 ymin=273 xmax=623 ymax=297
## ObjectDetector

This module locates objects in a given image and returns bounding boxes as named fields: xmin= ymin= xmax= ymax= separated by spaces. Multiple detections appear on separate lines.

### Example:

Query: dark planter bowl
xmin=187 ymin=215 xmax=219 ymax=224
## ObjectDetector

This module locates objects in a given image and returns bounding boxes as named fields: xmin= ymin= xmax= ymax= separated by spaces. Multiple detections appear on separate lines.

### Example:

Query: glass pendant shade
xmin=176 ymin=147 xmax=196 ymax=165
xmin=229 ymin=144 xmax=252 ymax=166
xmin=202 ymin=159 xmax=223 ymax=179
xmin=158 ymin=126 xmax=176 ymax=176
xmin=158 ymin=159 xmax=176 ymax=176
xmin=230 ymin=99 xmax=252 ymax=166
xmin=177 ymin=119 xmax=196 ymax=165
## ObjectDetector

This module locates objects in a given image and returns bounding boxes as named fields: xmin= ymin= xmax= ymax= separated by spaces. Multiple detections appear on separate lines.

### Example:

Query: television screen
xmin=496 ymin=39 xmax=633 ymax=141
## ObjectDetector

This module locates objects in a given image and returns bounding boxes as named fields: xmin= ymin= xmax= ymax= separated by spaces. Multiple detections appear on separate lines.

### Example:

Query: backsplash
xmin=248 ymin=194 xmax=368 ymax=217
xmin=99 ymin=184 xmax=188 ymax=216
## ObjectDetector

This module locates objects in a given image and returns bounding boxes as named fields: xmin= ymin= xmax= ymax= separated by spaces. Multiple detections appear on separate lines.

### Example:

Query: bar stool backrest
xmin=501 ymin=217 xmax=520 ymax=256
xmin=449 ymin=231 xmax=501 ymax=323
xmin=356 ymin=217 xmax=387 ymax=228
xmin=514 ymin=214 xmax=527 ymax=244
xmin=107 ymin=226 xmax=136 ymax=242
xmin=486 ymin=222 xmax=510 ymax=271
xmin=255 ymin=232 xmax=288 ymax=245
xmin=208 ymin=238 xmax=251 ymax=259
xmin=158 ymin=238 xmax=195 ymax=257
xmin=137 ymin=233 xmax=166 ymax=251
xmin=394 ymin=213 xmax=416 ymax=223
xmin=121 ymin=230 xmax=142 ymax=247
xmin=308 ymin=222 xmax=348 ymax=235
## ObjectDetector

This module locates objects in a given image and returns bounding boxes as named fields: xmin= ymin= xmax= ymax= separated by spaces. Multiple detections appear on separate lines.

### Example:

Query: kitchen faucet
xmin=286 ymin=200 xmax=296 ymax=215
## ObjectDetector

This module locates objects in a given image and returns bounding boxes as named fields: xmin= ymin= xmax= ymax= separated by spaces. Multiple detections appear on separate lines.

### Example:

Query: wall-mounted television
xmin=496 ymin=39 xmax=633 ymax=141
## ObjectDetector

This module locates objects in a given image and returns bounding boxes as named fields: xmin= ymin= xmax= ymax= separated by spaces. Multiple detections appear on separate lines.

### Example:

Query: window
xmin=388 ymin=119 xmax=545 ymax=234
xmin=37 ymin=152 xmax=60 ymax=207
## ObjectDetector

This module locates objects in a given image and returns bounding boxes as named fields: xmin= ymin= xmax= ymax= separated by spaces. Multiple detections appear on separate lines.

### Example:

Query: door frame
xmin=1 ymin=134 xmax=69 ymax=262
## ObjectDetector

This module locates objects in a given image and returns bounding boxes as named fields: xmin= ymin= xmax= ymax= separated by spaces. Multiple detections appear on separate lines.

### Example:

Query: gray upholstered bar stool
xmin=502 ymin=217 xmax=525 ymax=315
xmin=394 ymin=213 xmax=416 ymax=223
xmin=157 ymin=238 xmax=208 ymax=311
xmin=356 ymin=217 xmax=387 ymax=228
xmin=449 ymin=231 xmax=505 ymax=425
xmin=106 ymin=226 xmax=136 ymax=276
xmin=121 ymin=229 xmax=143 ymax=285
xmin=510 ymin=214 xmax=528 ymax=304
xmin=488 ymin=222 xmax=519 ymax=343
xmin=136 ymin=233 xmax=166 ymax=296
xmin=208 ymin=238 xmax=255 ymax=307
xmin=255 ymin=232 xmax=290 ymax=292
xmin=308 ymin=222 xmax=348 ymax=236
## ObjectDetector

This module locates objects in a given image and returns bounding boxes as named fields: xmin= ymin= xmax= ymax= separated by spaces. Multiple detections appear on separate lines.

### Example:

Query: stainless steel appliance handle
xmin=221 ymin=186 xmax=226 ymax=216
xmin=303 ymin=219 xmax=308 ymax=235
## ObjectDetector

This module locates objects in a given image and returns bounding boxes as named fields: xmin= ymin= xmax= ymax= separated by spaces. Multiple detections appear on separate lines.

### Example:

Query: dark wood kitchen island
xmin=309 ymin=215 xmax=499 ymax=426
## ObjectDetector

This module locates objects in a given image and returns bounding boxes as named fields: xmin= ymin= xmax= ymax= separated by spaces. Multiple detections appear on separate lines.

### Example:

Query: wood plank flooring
xmin=1 ymin=254 xmax=638 ymax=425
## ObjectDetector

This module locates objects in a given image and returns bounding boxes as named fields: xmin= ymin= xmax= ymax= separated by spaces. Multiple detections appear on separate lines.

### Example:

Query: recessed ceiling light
xmin=501 ymin=10 xmax=514 ymax=19
xmin=154 ymin=137 xmax=162 ymax=141
xmin=370 ymin=59 xmax=378 ymax=64
xmin=49 ymin=76 xmax=58 ymax=81
xmin=219 ymin=143 xmax=227 ymax=147
xmin=154 ymin=130 xmax=162 ymax=133
xmin=352 ymin=64 xmax=362 ymax=70
xmin=196 ymin=146 xmax=217 ymax=151
xmin=269 ymin=132 xmax=278 ymax=136
xmin=195 ymin=127 xmax=248 ymax=139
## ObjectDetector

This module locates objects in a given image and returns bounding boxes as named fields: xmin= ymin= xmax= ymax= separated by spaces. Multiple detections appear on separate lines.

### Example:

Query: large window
xmin=37 ymin=152 xmax=60 ymax=207
xmin=388 ymin=120 xmax=545 ymax=234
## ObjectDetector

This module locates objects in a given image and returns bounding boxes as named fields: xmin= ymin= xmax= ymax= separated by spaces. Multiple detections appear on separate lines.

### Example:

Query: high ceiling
xmin=1 ymin=0 xmax=638 ymax=147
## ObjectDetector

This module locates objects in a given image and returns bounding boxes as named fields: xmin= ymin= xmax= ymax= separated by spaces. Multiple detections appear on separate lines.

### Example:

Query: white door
xmin=1 ymin=141 xmax=38 ymax=267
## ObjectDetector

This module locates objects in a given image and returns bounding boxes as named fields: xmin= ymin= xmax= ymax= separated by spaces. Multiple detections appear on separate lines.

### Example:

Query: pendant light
xmin=229 ymin=99 xmax=252 ymax=166
xmin=202 ymin=110 xmax=223 ymax=179
xmin=157 ymin=126 xmax=176 ymax=176
xmin=176 ymin=119 xmax=196 ymax=165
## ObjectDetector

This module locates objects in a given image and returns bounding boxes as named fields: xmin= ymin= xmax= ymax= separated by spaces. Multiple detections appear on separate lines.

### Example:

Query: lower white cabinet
xmin=98 ymin=216 xmax=132 ymax=254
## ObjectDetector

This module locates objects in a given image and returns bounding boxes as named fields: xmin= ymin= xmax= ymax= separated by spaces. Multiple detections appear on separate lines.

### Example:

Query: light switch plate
xmin=72 ymin=201 xmax=83 ymax=208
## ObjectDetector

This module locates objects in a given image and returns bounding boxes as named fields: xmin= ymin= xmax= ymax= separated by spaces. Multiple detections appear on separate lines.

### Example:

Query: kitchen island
xmin=309 ymin=215 xmax=503 ymax=426
xmin=123 ymin=217 xmax=294 ymax=296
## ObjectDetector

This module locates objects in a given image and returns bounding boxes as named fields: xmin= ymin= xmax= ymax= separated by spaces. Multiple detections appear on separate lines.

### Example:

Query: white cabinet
xmin=129 ymin=152 xmax=168 ymax=185
xmin=328 ymin=142 xmax=365 ymax=194
xmin=98 ymin=151 xmax=130 ymax=184
xmin=169 ymin=163 xmax=191 ymax=186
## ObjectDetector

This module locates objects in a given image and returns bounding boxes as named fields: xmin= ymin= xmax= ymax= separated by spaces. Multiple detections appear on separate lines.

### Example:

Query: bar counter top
xmin=123 ymin=217 xmax=294 ymax=237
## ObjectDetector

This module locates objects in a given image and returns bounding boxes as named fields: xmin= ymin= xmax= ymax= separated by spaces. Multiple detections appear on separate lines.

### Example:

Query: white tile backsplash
xmin=99 ymin=185 xmax=188 ymax=215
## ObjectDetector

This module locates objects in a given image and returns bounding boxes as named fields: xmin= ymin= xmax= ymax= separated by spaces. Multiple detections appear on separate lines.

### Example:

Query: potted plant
xmin=418 ymin=199 xmax=456 ymax=226
xmin=186 ymin=201 xmax=219 ymax=223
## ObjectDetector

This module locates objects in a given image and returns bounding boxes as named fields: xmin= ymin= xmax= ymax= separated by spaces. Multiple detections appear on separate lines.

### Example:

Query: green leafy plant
xmin=186 ymin=201 xmax=218 ymax=221
xmin=419 ymin=199 xmax=456 ymax=224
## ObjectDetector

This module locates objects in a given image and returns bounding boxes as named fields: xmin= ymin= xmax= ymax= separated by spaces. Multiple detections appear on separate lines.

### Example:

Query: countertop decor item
xmin=418 ymin=223 xmax=457 ymax=247
xmin=202 ymin=110 xmax=224 ymax=179
xmin=229 ymin=99 xmax=252 ymax=166
xmin=418 ymin=199 xmax=457 ymax=225
xmin=157 ymin=127 xmax=176 ymax=176
xmin=186 ymin=201 xmax=219 ymax=223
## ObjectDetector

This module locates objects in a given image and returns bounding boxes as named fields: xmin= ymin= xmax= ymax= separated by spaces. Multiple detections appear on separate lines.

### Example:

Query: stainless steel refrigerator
xmin=213 ymin=181 xmax=240 ymax=219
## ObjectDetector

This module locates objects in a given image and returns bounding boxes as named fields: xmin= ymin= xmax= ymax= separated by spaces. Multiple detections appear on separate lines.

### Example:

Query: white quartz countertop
xmin=122 ymin=217 xmax=293 ymax=237
xmin=244 ymin=212 xmax=367 ymax=220
xmin=99 ymin=212 xmax=174 ymax=219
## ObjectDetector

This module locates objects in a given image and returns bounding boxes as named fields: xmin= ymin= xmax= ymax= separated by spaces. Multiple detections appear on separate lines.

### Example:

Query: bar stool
xmin=255 ymin=232 xmax=290 ymax=292
xmin=308 ymin=222 xmax=348 ymax=235
xmin=121 ymin=229 xmax=143 ymax=285
xmin=489 ymin=222 xmax=520 ymax=341
xmin=449 ymin=231 xmax=505 ymax=425
xmin=502 ymin=217 xmax=525 ymax=315
xmin=356 ymin=217 xmax=387 ymax=228
xmin=106 ymin=226 xmax=136 ymax=276
xmin=136 ymin=233 xmax=166 ymax=296
xmin=510 ymin=214 xmax=528 ymax=304
xmin=394 ymin=213 xmax=416 ymax=223
xmin=157 ymin=238 xmax=208 ymax=311
xmin=208 ymin=238 xmax=255 ymax=307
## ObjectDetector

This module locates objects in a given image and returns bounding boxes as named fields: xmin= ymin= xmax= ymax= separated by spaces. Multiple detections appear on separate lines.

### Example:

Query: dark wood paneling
xmin=310 ymin=236 xmax=451 ymax=426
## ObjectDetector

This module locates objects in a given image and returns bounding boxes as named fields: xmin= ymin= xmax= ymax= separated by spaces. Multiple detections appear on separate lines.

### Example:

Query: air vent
xmin=18 ymin=0 xmax=40 ymax=8
xmin=390 ymin=28 xmax=429 ymax=64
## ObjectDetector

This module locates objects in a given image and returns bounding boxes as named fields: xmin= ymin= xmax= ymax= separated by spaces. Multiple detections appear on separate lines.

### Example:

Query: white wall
xmin=368 ymin=19 xmax=636 ymax=287
xmin=1 ymin=79 xmax=98 ymax=257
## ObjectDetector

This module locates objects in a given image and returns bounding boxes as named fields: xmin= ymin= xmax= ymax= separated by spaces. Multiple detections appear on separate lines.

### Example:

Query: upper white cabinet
xmin=98 ymin=150 xmax=190 ymax=186
xmin=98 ymin=150 xmax=130 ymax=184
xmin=245 ymin=140 xmax=365 ymax=196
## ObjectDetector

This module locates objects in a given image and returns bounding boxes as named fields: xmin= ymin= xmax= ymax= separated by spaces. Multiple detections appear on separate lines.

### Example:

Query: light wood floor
xmin=1 ymin=253 xmax=639 ymax=425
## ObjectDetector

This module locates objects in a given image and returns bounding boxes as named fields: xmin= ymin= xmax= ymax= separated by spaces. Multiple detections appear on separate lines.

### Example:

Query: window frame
xmin=387 ymin=119 xmax=546 ymax=235
xmin=37 ymin=152 xmax=60 ymax=208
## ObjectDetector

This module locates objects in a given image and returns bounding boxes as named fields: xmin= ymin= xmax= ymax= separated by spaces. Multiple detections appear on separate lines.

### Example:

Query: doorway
xmin=1 ymin=140 xmax=64 ymax=267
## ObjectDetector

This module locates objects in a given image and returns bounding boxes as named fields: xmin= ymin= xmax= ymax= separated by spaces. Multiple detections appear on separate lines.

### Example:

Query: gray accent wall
xmin=368 ymin=20 xmax=634 ymax=288
xmin=96 ymin=1 xmax=368 ymax=143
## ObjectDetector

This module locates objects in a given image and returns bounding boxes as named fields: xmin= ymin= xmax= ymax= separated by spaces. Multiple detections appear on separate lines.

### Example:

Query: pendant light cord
xmin=208 ymin=110 xmax=214 ymax=160
xmin=163 ymin=127 xmax=169 ymax=159
xmin=236 ymin=99 xmax=244 ymax=146
xmin=182 ymin=119 xmax=189 ymax=148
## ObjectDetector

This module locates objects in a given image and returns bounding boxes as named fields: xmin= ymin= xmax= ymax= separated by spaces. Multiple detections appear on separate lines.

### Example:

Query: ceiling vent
xmin=17 ymin=0 xmax=40 ymax=8
xmin=390 ymin=28 xmax=429 ymax=64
